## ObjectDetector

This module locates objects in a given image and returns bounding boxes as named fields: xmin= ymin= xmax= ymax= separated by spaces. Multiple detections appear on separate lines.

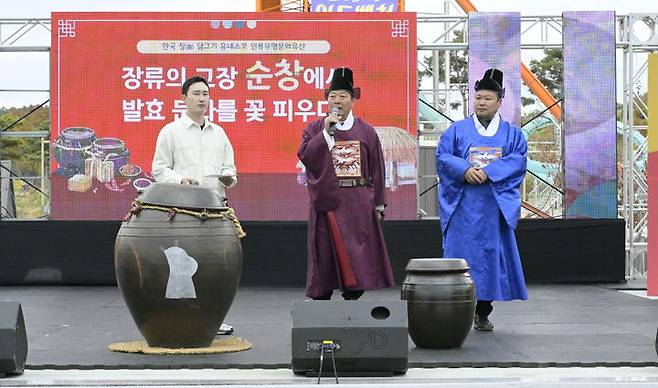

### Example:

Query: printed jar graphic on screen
xmin=53 ymin=127 xmax=96 ymax=178
xmin=374 ymin=126 xmax=417 ymax=191
xmin=85 ymin=137 xmax=131 ymax=184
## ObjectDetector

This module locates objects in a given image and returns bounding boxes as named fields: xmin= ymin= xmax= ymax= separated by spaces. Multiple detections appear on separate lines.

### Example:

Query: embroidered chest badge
xmin=332 ymin=140 xmax=362 ymax=178
xmin=468 ymin=146 xmax=502 ymax=168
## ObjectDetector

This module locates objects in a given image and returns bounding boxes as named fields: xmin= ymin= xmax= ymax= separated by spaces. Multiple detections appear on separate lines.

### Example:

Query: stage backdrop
xmin=50 ymin=12 xmax=417 ymax=220
xmin=562 ymin=11 xmax=617 ymax=218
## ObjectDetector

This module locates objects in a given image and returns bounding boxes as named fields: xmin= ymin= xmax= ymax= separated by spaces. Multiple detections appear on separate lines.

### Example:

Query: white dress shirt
xmin=473 ymin=112 xmax=500 ymax=137
xmin=152 ymin=114 xmax=237 ymax=197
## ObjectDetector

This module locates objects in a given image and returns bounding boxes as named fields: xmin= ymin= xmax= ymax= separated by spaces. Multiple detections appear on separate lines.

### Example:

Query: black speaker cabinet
xmin=291 ymin=300 xmax=407 ymax=376
xmin=0 ymin=302 xmax=27 ymax=376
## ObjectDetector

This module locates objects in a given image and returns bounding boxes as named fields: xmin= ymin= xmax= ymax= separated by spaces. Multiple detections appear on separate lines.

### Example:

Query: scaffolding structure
xmin=0 ymin=11 xmax=656 ymax=280
xmin=0 ymin=18 xmax=51 ymax=219
xmin=619 ymin=14 xmax=658 ymax=279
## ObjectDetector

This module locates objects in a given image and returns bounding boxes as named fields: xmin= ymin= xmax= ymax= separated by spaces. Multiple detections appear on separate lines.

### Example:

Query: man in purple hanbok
xmin=436 ymin=68 xmax=528 ymax=331
xmin=298 ymin=67 xmax=395 ymax=300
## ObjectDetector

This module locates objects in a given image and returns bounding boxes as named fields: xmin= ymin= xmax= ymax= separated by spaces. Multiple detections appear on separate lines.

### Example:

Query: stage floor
xmin=3 ymin=284 xmax=657 ymax=369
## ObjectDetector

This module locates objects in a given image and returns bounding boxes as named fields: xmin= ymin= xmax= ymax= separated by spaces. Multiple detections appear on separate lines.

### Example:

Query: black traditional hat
xmin=474 ymin=68 xmax=505 ymax=98
xmin=324 ymin=67 xmax=361 ymax=99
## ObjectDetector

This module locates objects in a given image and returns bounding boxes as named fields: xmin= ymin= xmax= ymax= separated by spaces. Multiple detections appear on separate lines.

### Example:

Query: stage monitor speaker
xmin=0 ymin=302 xmax=27 ymax=376
xmin=291 ymin=300 xmax=408 ymax=376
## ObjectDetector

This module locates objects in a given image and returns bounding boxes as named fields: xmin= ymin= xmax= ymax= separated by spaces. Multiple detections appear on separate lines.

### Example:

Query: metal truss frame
xmin=0 ymin=18 xmax=50 ymax=51
xmin=619 ymin=14 xmax=658 ymax=280
xmin=0 ymin=18 xmax=51 ymax=219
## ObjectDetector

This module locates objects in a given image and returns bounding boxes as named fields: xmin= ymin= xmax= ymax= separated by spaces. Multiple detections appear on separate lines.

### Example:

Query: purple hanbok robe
xmin=298 ymin=117 xmax=395 ymax=298
xmin=436 ymin=115 xmax=528 ymax=301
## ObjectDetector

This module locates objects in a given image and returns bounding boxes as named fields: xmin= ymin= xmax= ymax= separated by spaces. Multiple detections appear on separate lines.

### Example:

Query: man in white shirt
xmin=152 ymin=76 xmax=236 ymax=197
xmin=151 ymin=76 xmax=237 ymax=335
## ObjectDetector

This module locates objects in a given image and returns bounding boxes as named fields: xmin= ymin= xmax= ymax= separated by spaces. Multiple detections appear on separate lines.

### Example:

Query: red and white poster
xmin=50 ymin=12 xmax=417 ymax=220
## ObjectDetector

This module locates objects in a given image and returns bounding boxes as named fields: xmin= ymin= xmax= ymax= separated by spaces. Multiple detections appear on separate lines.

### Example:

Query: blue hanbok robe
xmin=436 ymin=115 xmax=528 ymax=301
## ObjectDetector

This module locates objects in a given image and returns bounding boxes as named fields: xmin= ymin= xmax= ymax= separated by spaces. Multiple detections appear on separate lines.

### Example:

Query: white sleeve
xmin=323 ymin=129 xmax=335 ymax=150
xmin=151 ymin=126 xmax=184 ymax=184
xmin=219 ymin=134 xmax=237 ymax=188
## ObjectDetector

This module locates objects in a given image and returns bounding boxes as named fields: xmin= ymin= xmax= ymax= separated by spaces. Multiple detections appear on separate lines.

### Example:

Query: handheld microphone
xmin=328 ymin=107 xmax=340 ymax=136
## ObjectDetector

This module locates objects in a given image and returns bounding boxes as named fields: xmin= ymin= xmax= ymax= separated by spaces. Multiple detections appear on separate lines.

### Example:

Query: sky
xmin=0 ymin=0 xmax=656 ymax=108
xmin=2 ymin=0 xmax=656 ymax=18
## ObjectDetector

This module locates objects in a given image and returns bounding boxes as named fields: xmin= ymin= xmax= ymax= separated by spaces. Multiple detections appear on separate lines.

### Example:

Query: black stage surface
xmin=0 ymin=219 xmax=625 ymax=285
xmin=1 ymin=285 xmax=657 ymax=369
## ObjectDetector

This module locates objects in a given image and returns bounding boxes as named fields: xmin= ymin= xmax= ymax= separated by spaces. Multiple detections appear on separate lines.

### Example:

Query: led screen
xmin=563 ymin=11 xmax=617 ymax=218
xmin=50 ymin=12 xmax=417 ymax=220
xmin=468 ymin=12 xmax=521 ymax=126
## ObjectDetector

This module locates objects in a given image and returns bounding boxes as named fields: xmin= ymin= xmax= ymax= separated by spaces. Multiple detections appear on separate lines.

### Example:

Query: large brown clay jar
xmin=115 ymin=183 xmax=243 ymax=348
xmin=401 ymin=258 xmax=475 ymax=349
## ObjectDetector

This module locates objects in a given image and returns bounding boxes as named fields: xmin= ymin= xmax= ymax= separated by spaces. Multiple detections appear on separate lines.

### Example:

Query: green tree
xmin=0 ymin=105 xmax=50 ymax=176
xmin=527 ymin=48 xmax=563 ymax=104
xmin=0 ymin=114 xmax=23 ymax=163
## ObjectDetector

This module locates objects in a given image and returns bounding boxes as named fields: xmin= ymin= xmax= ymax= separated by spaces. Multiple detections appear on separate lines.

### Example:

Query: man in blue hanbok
xmin=436 ymin=68 xmax=528 ymax=331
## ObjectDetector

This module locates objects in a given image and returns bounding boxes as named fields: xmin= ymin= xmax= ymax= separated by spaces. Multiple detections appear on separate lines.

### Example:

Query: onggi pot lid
xmin=138 ymin=182 xmax=227 ymax=210
xmin=405 ymin=258 xmax=469 ymax=272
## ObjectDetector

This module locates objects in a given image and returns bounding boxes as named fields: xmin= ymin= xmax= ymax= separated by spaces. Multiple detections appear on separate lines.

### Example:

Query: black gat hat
xmin=474 ymin=68 xmax=505 ymax=98
xmin=324 ymin=67 xmax=361 ymax=99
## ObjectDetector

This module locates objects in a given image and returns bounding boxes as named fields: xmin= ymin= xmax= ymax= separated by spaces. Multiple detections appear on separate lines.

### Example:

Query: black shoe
xmin=473 ymin=315 xmax=494 ymax=331
xmin=342 ymin=290 xmax=364 ymax=300
xmin=217 ymin=323 xmax=234 ymax=335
